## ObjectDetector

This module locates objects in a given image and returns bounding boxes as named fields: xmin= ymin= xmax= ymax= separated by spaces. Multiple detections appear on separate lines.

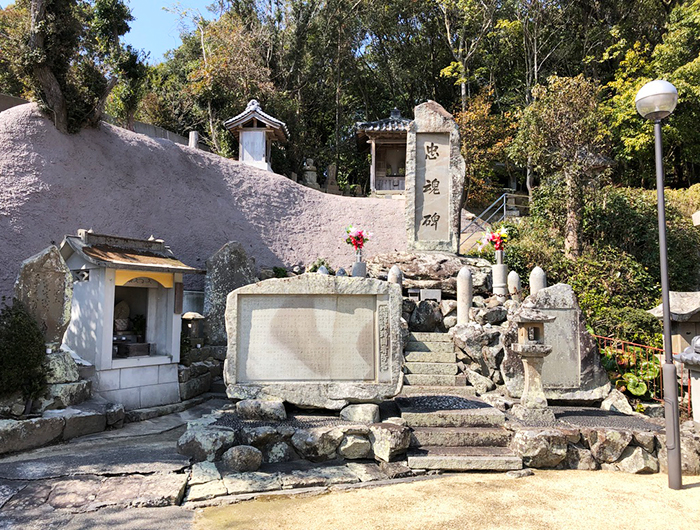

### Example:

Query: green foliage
xmin=306 ymin=258 xmax=335 ymax=275
xmin=0 ymin=299 xmax=48 ymax=401
xmin=272 ymin=267 xmax=288 ymax=278
xmin=600 ymin=345 xmax=661 ymax=399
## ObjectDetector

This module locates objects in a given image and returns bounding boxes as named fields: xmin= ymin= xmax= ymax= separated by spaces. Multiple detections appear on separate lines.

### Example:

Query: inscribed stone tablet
xmin=237 ymin=294 xmax=376 ymax=382
xmin=540 ymin=308 xmax=581 ymax=388
xmin=415 ymin=133 xmax=450 ymax=242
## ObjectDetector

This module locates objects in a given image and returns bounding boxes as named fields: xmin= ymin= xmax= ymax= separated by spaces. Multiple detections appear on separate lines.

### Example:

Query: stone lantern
xmin=511 ymin=303 xmax=556 ymax=423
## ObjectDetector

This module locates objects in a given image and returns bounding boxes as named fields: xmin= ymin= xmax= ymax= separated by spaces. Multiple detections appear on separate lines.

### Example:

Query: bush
xmin=0 ymin=299 xmax=48 ymax=400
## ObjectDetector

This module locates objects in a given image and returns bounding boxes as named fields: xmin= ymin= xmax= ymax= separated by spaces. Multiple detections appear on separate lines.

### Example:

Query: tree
xmin=511 ymin=75 xmax=609 ymax=258
xmin=20 ymin=0 xmax=146 ymax=133
xmin=0 ymin=3 xmax=29 ymax=97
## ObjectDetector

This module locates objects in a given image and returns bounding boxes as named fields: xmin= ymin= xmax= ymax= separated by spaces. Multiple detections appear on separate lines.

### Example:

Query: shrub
xmin=0 ymin=299 xmax=48 ymax=400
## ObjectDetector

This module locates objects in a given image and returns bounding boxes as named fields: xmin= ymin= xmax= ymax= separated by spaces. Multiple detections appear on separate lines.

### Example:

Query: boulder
xmin=368 ymin=423 xmax=411 ymax=462
xmin=189 ymin=461 xmax=222 ymax=486
xmin=511 ymin=429 xmax=568 ymax=468
xmin=291 ymin=426 xmax=344 ymax=462
xmin=443 ymin=316 xmax=457 ymax=329
xmin=586 ymin=429 xmax=633 ymax=463
xmin=657 ymin=432 xmax=700 ymax=475
xmin=177 ymin=425 xmax=239 ymax=462
xmin=240 ymin=425 xmax=295 ymax=447
xmin=236 ymin=399 xmax=287 ymax=421
xmin=203 ymin=242 xmax=257 ymax=345
xmin=440 ymin=300 xmax=457 ymax=317
xmin=220 ymin=445 xmax=263 ymax=472
xmin=105 ymin=403 xmax=125 ymax=428
xmin=465 ymin=369 xmax=495 ymax=395
xmin=42 ymin=407 xmax=107 ymax=440
xmin=475 ymin=306 xmax=508 ymax=326
xmin=44 ymin=350 xmax=80 ymax=384
xmin=0 ymin=417 xmax=64 ymax=455
xmin=604 ymin=446 xmax=658 ymax=474
xmin=179 ymin=373 xmax=212 ymax=401
xmin=264 ymin=441 xmax=298 ymax=463
xmin=601 ymin=389 xmax=634 ymax=415
xmin=33 ymin=380 xmax=91 ymax=412
xmin=339 ymin=404 xmax=380 ymax=424
xmin=14 ymin=245 xmax=72 ymax=344
xmin=366 ymin=252 xmax=492 ymax=297
xmin=409 ymin=300 xmax=442 ymax=332
xmin=338 ymin=434 xmax=372 ymax=459
xmin=566 ymin=444 xmax=598 ymax=470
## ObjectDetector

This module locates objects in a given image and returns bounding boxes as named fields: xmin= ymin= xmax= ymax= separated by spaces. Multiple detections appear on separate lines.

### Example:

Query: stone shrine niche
xmin=224 ymin=274 xmax=403 ymax=410
xmin=405 ymin=101 xmax=465 ymax=254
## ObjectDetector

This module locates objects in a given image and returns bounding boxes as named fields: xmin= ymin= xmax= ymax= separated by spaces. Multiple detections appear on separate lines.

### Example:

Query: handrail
xmin=460 ymin=192 xmax=530 ymax=251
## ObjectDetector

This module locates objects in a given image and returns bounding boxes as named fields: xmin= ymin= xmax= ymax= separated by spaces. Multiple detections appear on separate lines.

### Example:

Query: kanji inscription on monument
xmin=415 ymin=132 xmax=450 ymax=241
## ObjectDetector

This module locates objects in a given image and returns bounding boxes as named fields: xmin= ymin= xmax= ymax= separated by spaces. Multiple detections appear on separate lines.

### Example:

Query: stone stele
xmin=405 ymin=101 xmax=465 ymax=254
xmin=501 ymin=283 xmax=611 ymax=403
xmin=224 ymin=274 xmax=403 ymax=409
xmin=14 ymin=245 xmax=73 ymax=344
xmin=203 ymin=241 xmax=257 ymax=345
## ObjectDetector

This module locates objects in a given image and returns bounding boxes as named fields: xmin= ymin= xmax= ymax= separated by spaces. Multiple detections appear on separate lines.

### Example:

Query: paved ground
xmin=193 ymin=470 xmax=700 ymax=530
xmin=0 ymin=398 xmax=697 ymax=530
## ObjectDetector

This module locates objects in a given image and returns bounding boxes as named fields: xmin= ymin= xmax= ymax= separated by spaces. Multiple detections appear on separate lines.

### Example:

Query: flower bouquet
xmin=345 ymin=226 xmax=372 ymax=261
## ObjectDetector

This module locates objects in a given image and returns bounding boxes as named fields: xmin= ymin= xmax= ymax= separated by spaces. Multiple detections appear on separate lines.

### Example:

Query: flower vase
xmin=351 ymin=247 xmax=366 ymax=278
xmin=493 ymin=249 xmax=508 ymax=297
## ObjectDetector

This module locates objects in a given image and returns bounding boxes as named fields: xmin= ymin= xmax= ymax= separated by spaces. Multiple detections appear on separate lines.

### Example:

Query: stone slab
xmin=404 ymin=349 xmax=456 ymax=363
xmin=405 ymin=101 xmax=465 ymax=253
xmin=0 ymin=417 xmax=64 ymax=456
xmin=14 ymin=245 xmax=72 ymax=343
xmin=222 ymin=472 xmax=282 ymax=495
xmin=403 ymin=374 xmax=465 ymax=387
xmin=404 ymin=362 xmax=458 ymax=375
xmin=225 ymin=275 xmax=403 ymax=409
xmin=405 ymin=340 xmax=455 ymax=353
xmin=410 ymin=426 xmax=511 ymax=448
xmin=407 ymin=447 xmax=522 ymax=471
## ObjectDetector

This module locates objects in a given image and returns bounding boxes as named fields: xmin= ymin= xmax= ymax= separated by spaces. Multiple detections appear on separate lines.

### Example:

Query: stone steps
xmin=403 ymin=374 xmax=466 ymax=387
xmin=409 ymin=332 xmax=452 ymax=343
xmin=407 ymin=446 xmax=522 ymax=472
xmin=405 ymin=341 xmax=455 ymax=354
xmin=398 ymin=386 xmax=476 ymax=398
xmin=398 ymin=404 xmax=505 ymax=428
xmin=404 ymin=349 xmax=456 ymax=363
xmin=404 ymin=362 xmax=458 ymax=376
xmin=410 ymin=427 xmax=511 ymax=448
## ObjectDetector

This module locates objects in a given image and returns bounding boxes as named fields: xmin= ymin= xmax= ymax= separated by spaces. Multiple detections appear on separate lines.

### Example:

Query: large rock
xmin=511 ymin=429 xmax=569 ymax=468
xmin=366 ymin=252 xmax=491 ymax=297
xmin=43 ymin=406 xmax=107 ymax=440
xmin=0 ymin=417 xmax=64 ymax=455
xmin=224 ymin=275 xmax=403 ymax=409
xmin=203 ymin=242 xmax=257 ymax=345
xmin=177 ymin=425 xmax=239 ymax=462
xmin=44 ymin=350 xmax=80 ymax=384
xmin=604 ymin=446 xmax=658 ymax=474
xmin=368 ymin=423 xmax=411 ymax=462
xmin=601 ymin=389 xmax=634 ymax=415
xmin=502 ymin=284 xmax=611 ymax=403
xmin=220 ymin=445 xmax=263 ymax=472
xmin=291 ymin=426 xmax=344 ymax=462
xmin=464 ymin=368 xmax=495 ymax=395
xmin=409 ymin=300 xmax=442 ymax=332
xmin=657 ymin=431 xmax=700 ymax=475
xmin=450 ymin=323 xmax=501 ymax=367
xmin=13 ymin=245 xmax=72 ymax=344
xmin=566 ymin=444 xmax=598 ymax=470
xmin=338 ymin=434 xmax=372 ymax=459
xmin=339 ymin=404 xmax=380 ymax=424
xmin=179 ymin=373 xmax=212 ymax=400
xmin=586 ymin=429 xmax=633 ymax=463
xmin=236 ymin=399 xmax=287 ymax=421
xmin=33 ymin=380 xmax=91 ymax=412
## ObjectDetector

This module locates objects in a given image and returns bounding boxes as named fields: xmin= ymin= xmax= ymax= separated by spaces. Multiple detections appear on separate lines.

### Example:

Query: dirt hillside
xmin=0 ymin=104 xmax=406 ymax=297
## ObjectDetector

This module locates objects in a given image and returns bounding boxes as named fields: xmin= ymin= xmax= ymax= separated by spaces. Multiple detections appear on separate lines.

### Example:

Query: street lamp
xmin=635 ymin=79 xmax=681 ymax=490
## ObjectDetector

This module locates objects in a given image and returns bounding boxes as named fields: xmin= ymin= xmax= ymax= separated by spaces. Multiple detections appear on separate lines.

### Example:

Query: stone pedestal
xmin=511 ymin=345 xmax=556 ymax=423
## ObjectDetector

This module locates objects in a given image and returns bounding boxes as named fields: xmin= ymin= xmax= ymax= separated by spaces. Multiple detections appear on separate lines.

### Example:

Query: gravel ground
xmin=395 ymin=395 xmax=488 ymax=411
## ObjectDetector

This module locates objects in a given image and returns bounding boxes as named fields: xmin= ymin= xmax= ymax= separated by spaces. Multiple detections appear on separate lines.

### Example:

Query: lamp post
xmin=635 ymin=79 xmax=682 ymax=490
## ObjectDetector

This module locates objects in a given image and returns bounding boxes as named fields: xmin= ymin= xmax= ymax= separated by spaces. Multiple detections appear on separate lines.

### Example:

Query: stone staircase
xmin=399 ymin=332 xmax=521 ymax=472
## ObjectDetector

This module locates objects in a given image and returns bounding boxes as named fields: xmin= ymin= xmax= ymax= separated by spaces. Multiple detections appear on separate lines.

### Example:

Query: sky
xmin=0 ymin=1 xmax=213 ymax=64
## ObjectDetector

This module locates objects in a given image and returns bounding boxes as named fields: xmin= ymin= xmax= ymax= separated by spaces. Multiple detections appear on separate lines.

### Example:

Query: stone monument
xmin=501 ymin=283 xmax=611 ymax=402
xmin=302 ymin=158 xmax=320 ymax=190
xmin=405 ymin=101 xmax=465 ymax=254
xmin=223 ymin=274 xmax=403 ymax=409
xmin=204 ymin=242 xmax=257 ymax=345
xmin=14 ymin=246 xmax=73 ymax=345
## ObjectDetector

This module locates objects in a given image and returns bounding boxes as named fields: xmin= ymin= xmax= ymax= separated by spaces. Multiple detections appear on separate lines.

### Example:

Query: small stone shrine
xmin=405 ymin=101 xmax=465 ymax=254
xmin=502 ymin=283 xmax=610 ymax=402
xmin=223 ymin=99 xmax=288 ymax=172
xmin=649 ymin=291 xmax=700 ymax=355
xmin=224 ymin=274 xmax=403 ymax=409
xmin=60 ymin=230 xmax=203 ymax=410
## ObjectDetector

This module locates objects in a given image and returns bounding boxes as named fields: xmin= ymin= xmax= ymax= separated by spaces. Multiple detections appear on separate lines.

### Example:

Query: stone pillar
xmin=405 ymin=101 xmax=465 ymax=254
xmin=303 ymin=158 xmax=320 ymax=190
xmin=529 ymin=267 xmax=546 ymax=297
xmin=351 ymin=261 xmax=367 ymax=278
xmin=387 ymin=265 xmax=403 ymax=287
xmin=457 ymin=267 xmax=473 ymax=325
xmin=507 ymin=271 xmax=521 ymax=301
xmin=188 ymin=131 xmax=200 ymax=148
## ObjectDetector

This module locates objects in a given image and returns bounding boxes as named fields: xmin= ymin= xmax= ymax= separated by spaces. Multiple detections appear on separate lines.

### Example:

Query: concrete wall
xmin=95 ymin=360 xmax=180 ymax=410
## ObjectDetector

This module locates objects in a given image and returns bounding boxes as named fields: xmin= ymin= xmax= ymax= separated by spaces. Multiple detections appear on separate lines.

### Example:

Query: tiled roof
xmin=356 ymin=108 xmax=411 ymax=135
xmin=223 ymin=99 xmax=289 ymax=141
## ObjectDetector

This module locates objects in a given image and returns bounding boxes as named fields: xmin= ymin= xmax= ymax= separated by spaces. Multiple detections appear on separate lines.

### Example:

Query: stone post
xmin=529 ymin=267 xmax=547 ymax=297
xmin=507 ymin=271 xmax=521 ymax=301
xmin=492 ymin=249 xmax=508 ymax=298
xmin=457 ymin=266 xmax=473 ymax=325
xmin=387 ymin=265 xmax=403 ymax=287
xmin=188 ymin=131 xmax=199 ymax=148
xmin=317 ymin=265 xmax=329 ymax=275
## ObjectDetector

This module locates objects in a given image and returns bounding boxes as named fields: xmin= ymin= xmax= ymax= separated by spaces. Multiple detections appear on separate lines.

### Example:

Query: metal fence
xmin=594 ymin=335 xmax=692 ymax=417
